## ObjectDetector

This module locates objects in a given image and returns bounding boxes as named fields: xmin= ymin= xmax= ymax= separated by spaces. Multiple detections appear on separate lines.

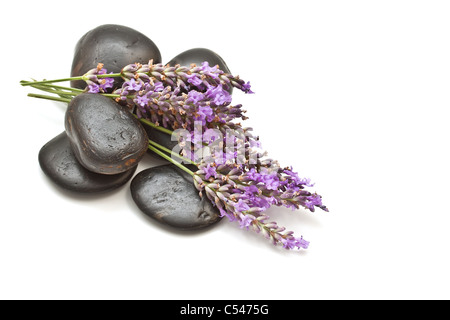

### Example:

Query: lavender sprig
xmin=146 ymin=139 xmax=314 ymax=251
xmin=81 ymin=63 xmax=115 ymax=93
xmin=192 ymin=161 xmax=322 ymax=250
xmin=124 ymin=74 xmax=328 ymax=249
xmin=111 ymin=79 xmax=247 ymax=131
xmin=120 ymin=60 xmax=254 ymax=94
xmin=21 ymin=61 xmax=328 ymax=251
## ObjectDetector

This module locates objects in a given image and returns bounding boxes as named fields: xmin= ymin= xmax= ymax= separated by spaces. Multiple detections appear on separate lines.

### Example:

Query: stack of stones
xmin=39 ymin=24 xmax=235 ymax=231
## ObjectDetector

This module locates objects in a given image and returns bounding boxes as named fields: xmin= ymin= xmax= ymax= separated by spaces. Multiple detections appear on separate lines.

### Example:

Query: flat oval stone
xmin=39 ymin=132 xmax=136 ymax=193
xmin=70 ymin=24 xmax=162 ymax=89
xmin=130 ymin=164 xmax=222 ymax=230
xmin=65 ymin=93 xmax=148 ymax=175
xmin=166 ymin=48 xmax=233 ymax=94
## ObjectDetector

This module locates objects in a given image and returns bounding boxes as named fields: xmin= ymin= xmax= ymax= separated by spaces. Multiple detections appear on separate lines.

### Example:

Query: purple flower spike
xmin=26 ymin=58 xmax=330 ymax=252
xmin=78 ymin=60 xmax=327 ymax=251
xmin=117 ymin=60 xmax=252 ymax=94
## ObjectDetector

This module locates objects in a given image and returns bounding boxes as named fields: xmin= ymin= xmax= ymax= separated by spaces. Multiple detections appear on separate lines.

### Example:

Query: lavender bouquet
xmin=21 ymin=60 xmax=328 ymax=251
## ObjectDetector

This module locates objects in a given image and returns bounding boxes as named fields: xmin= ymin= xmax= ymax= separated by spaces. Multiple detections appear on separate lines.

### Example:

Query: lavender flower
xmin=194 ymin=106 xmax=214 ymax=125
xmin=112 ymin=79 xmax=247 ymax=134
xmin=192 ymin=154 xmax=328 ymax=250
xmin=135 ymin=95 xmax=150 ymax=108
xmin=241 ymin=81 xmax=254 ymax=94
xmin=239 ymin=213 xmax=255 ymax=230
xmin=127 ymin=78 xmax=142 ymax=91
xmin=205 ymin=84 xmax=232 ymax=106
xmin=118 ymin=60 xmax=254 ymax=94
xmin=234 ymin=199 xmax=250 ymax=212
xmin=200 ymin=61 xmax=220 ymax=79
xmin=282 ymin=237 xmax=309 ymax=250
xmin=88 ymin=83 xmax=100 ymax=93
xmin=187 ymin=74 xmax=203 ymax=87
xmin=186 ymin=91 xmax=205 ymax=104
xmin=82 ymin=63 xmax=115 ymax=93
xmin=23 ymin=60 xmax=328 ymax=252
xmin=204 ymin=164 xmax=217 ymax=180
xmin=81 ymin=63 xmax=250 ymax=137
xmin=296 ymin=237 xmax=310 ymax=249
xmin=281 ymin=237 xmax=298 ymax=250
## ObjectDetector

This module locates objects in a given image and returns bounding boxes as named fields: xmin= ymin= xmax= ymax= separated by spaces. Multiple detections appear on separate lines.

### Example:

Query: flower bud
xmin=205 ymin=186 xmax=216 ymax=198
xmin=193 ymin=175 xmax=204 ymax=185
xmin=246 ymin=207 xmax=264 ymax=214
xmin=207 ymin=183 xmax=220 ymax=190
xmin=218 ymin=185 xmax=229 ymax=192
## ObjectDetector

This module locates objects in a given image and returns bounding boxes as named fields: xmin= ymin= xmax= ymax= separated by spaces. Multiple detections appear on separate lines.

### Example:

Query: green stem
xmin=148 ymin=144 xmax=195 ymax=176
xmin=97 ymin=73 xmax=121 ymax=79
xmin=25 ymin=91 xmax=178 ymax=139
xmin=27 ymin=81 xmax=120 ymax=100
xmin=36 ymin=83 xmax=85 ymax=93
xmin=101 ymin=93 xmax=121 ymax=98
xmin=27 ymin=93 xmax=71 ymax=103
xmin=28 ymin=85 xmax=79 ymax=97
xmin=138 ymin=117 xmax=175 ymax=136
xmin=148 ymin=139 xmax=196 ymax=165
xmin=21 ymin=77 xmax=84 ymax=86
xmin=20 ymin=73 xmax=122 ymax=86
xmin=20 ymin=81 xmax=85 ymax=93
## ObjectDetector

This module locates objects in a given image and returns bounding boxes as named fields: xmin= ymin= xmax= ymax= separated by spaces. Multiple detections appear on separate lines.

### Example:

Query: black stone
xmin=166 ymin=48 xmax=233 ymax=94
xmin=65 ymin=93 xmax=148 ymax=175
xmin=130 ymin=165 xmax=222 ymax=231
xmin=39 ymin=132 xmax=136 ymax=193
xmin=70 ymin=24 xmax=162 ymax=89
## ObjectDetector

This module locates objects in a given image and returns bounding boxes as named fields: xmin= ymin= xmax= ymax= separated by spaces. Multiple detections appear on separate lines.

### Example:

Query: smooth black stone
xmin=65 ymin=93 xmax=148 ymax=175
xmin=130 ymin=165 xmax=222 ymax=231
xmin=70 ymin=24 xmax=162 ymax=89
xmin=166 ymin=48 xmax=233 ymax=94
xmin=39 ymin=132 xmax=136 ymax=193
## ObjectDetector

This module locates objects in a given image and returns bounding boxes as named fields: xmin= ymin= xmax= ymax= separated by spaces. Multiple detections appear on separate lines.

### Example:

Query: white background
xmin=1 ymin=0 xmax=449 ymax=300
